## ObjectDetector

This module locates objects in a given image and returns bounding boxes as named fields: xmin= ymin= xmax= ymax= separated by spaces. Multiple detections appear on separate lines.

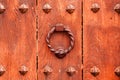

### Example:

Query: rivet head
xmin=114 ymin=3 xmax=120 ymax=14
xmin=19 ymin=4 xmax=28 ymax=13
xmin=66 ymin=66 xmax=76 ymax=76
xmin=19 ymin=65 xmax=28 ymax=75
xmin=43 ymin=3 xmax=52 ymax=13
xmin=43 ymin=65 xmax=53 ymax=75
xmin=0 ymin=65 xmax=5 ymax=76
xmin=90 ymin=66 xmax=100 ymax=77
xmin=115 ymin=66 xmax=120 ymax=77
xmin=0 ymin=3 xmax=5 ymax=14
xmin=66 ymin=4 xmax=75 ymax=14
xmin=91 ymin=3 xmax=100 ymax=13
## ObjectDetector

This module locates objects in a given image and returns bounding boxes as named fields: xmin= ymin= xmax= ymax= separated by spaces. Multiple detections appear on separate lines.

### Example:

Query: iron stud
xmin=19 ymin=65 xmax=28 ymax=75
xmin=91 ymin=3 xmax=100 ymax=13
xmin=90 ymin=66 xmax=100 ymax=77
xmin=43 ymin=3 xmax=52 ymax=13
xmin=115 ymin=66 xmax=120 ymax=77
xmin=0 ymin=65 xmax=5 ymax=76
xmin=66 ymin=4 xmax=75 ymax=14
xmin=19 ymin=4 xmax=28 ymax=13
xmin=0 ymin=3 xmax=5 ymax=14
xmin=66 ymin=66 xmax=76 ymax=76
xmin=43 ymin=65 xmax=52 ymax=75
xmin=114 ymin=3 xmax=120 ymax=14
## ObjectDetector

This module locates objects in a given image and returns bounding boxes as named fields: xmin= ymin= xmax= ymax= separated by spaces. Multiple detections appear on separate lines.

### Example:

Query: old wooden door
xmin=83 ymin=0 xmax=120 ymax=80
xmin=0 ymin=0 xmax=36 ymax=80
xmin=38 ymin=0 xmax=82 ymax=80
xmin=0 ymin=0 xmax=120 ymax=80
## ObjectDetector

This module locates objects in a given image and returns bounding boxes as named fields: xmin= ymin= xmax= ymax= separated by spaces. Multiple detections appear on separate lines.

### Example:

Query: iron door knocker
xmin=46 ymin=23 xmax=75 ymax=59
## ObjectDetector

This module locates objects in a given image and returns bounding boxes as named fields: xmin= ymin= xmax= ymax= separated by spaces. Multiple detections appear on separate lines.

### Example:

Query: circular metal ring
xmin=46 ymin=23 xmax=74 ymax=59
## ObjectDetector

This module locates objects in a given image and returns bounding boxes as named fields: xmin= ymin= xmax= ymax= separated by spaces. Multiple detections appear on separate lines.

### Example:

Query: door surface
xmin=38 ymin=0 xmax=82 ymax=80
xmin=83 ymin=0 xmax=120 ymax=80
xmin=0 ymin=0 xmax=120 ymax=80
xmin=0 ymin=0 xmax=36 ymax=80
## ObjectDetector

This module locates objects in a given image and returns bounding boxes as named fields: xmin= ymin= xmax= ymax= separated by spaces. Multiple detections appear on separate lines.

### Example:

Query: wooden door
xmin=38 ymin=0 xmax=82 ymax=80
xmin=0 ymin=0 xmax=120 ymax=80
xmin=83 ymin=0 xmax=120 ymax=80
xmin=0 ymin=0 xmax=36 ymax=80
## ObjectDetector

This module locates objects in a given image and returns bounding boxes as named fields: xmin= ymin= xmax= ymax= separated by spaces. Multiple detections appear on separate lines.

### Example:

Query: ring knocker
xmin=46 ymin=23 xmax=75 ymax=59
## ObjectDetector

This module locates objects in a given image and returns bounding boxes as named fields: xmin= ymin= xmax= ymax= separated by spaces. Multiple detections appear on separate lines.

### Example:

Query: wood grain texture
xmin=83 ymin=0 xmax=120 ymax=80
xmin=0 ymin=0 xmax=36 ymax=80
xmin=38 ymin=0 xmax=82 ymax=80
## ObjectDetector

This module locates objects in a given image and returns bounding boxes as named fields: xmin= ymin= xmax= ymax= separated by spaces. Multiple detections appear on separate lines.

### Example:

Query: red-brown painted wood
xmin=83 ymin=0 xmax=120 ymax=80
xmin=0 ymin=0 xmax=119 ymax=80
xmin=38 ymin=0 xmax=82 ymax=80
xmin=0 ymin=0 xmax=36 ymax=79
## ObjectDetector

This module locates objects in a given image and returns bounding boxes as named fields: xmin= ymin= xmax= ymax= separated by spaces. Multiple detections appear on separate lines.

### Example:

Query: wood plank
xmin=83 ymin=0 xmax=120 ymax=80
xmin=38 ymin=0 xmax=82 ymax=80
xmin=0 ymin=0 xmax=36 ymax=79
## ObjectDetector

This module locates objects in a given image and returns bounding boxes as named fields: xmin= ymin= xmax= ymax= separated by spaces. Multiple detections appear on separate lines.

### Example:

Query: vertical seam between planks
xmin=36 ymin=0 xmax=38 ymax=80
xmin=81 ymin=1 xmax=84 ymax=80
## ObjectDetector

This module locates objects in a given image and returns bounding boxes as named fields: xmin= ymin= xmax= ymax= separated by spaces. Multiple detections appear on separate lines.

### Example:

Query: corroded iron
xmin=43 ymin=3 xmax=52 ymax=13
xmin=114 ymin=3 xmax=120 ymax=14
xmin=66 ymin=66 xmax=76 ymax=76
xmin=91 ymin=3 xmax=100 ymax=13
xmin=0 ymin=3 xmax=5 ymax=14
xmin=43 ymin=65 xmax=52 ymax=75
xmin=90 ymin=66 xmax=100 ymax=77
xmin=19 ymin=65 xmax=28 ymax=75
xmin=0 ymin=65 xmax=5 ymax=76
xmin=46 ymin=23 xmax=75 ymax=59
xmin=19 ymin=4 xmax=29 ymax=13
xmin=66 ymin=4 xmax=75 ymax=14
xmin=115 ymin=66 xmax=120 ymax=77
